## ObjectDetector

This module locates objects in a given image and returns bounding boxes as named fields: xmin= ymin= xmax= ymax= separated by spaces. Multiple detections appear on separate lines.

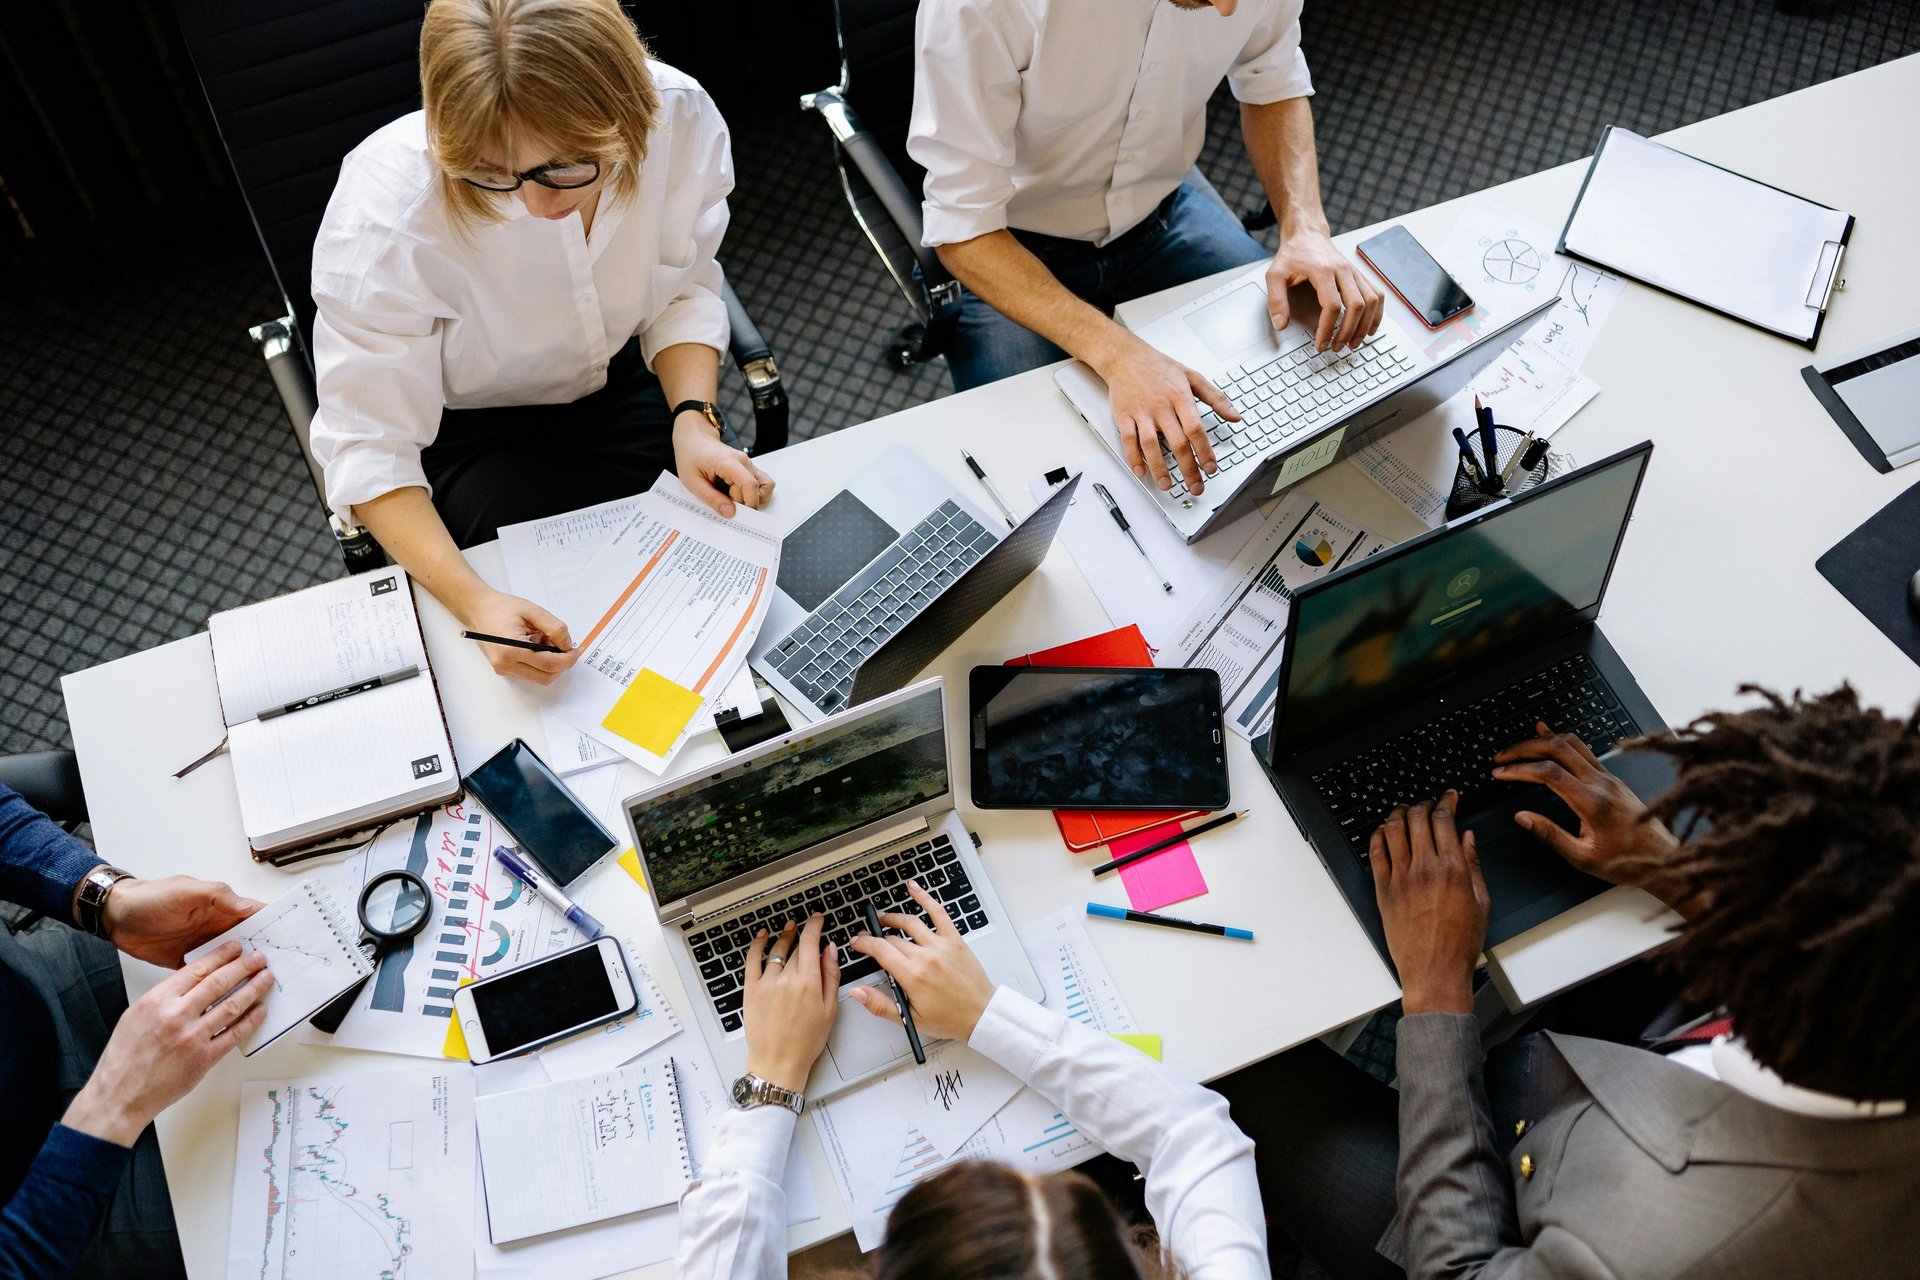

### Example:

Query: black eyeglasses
xmin=460 ymin=159 xmax=601 ymax=192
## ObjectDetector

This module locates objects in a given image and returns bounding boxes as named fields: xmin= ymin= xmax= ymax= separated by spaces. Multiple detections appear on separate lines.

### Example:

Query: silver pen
xmin=1092 ymin=482 xmax=1172 ymax=594
xmin=960 ymin=449 xmax=1017 ymax=528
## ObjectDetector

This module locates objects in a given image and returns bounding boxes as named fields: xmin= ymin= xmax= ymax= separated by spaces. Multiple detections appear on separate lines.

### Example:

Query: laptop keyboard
xmin=684 ymin=832 xmax=990 ymax=1034
xmin=1311 ymin=655 xmax=1641 ymax=859
xmin=765 ymin=501 xmax=995 ymax=714
xmin=1163 ymin=332 xmax=1415 ymax=499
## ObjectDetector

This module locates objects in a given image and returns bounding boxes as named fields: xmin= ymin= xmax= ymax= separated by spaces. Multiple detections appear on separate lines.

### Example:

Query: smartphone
xmin=462 ymin=739 xmax=619 ymax=890
xmin=1356 ymin=225 xmax=1475 ymax=329
xmin=969 ymin=666 xmax=1230 ymax=811
xmin=451 ymin=936 xmax=638 ymax=1064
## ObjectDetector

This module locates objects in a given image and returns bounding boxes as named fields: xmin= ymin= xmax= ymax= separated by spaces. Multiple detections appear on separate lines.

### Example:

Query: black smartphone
xmin=461 ymin=739 xmax=619 ymax=890
xmin=969 ymin=666 xmax=1229 ymax=811
xmin=1356 ymin=225 xmax=1475 ymax=329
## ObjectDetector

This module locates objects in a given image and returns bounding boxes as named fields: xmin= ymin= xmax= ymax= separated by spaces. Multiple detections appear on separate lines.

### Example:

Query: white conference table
xmin=61 ymin=52 xmax=1920 ymax=1278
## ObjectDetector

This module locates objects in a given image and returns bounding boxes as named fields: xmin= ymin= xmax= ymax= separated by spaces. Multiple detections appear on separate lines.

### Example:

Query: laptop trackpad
xmin=825 ymin=980 xmax=914 ymax=1078
xmin=1462 ymin=786 xmax=1611 ymax=944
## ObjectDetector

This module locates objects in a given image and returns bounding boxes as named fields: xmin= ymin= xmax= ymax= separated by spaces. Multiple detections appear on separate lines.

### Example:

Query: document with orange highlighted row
xmin=543 ymin=474 xmax=782 ymax=774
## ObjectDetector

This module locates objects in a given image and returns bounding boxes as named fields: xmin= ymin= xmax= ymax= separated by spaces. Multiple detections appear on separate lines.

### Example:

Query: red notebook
xmin=1004 ymin=625 xmax=1206 ymax=852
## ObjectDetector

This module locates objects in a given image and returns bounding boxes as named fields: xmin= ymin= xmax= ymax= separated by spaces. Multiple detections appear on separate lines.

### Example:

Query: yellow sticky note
xmin=617 ymin=847 xmax=646 ymax=890
xmin=440 ymin=977 xmax=477 ymax=1060
xmin=1113 ymin=1033 xmax=1162 ymax=1061
xmin=602 ymin=668 xmax=704 ymax=756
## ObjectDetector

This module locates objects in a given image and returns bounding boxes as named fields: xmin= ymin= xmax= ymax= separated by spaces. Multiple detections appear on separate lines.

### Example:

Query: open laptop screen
xmin=1274 ymin=445 xmax=1651 ymax=752
xmin=630 ymin=686 xmax=948 ymax=904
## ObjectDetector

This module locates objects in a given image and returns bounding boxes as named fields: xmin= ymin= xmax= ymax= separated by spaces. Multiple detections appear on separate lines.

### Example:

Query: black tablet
xmin=969 ymin=666 xmax=1229 ymax=810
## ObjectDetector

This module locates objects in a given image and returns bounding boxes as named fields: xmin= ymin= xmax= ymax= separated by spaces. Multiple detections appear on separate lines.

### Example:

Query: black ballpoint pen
xmin=863 ymin=900 xmax=926 ymax=1063
xmin=1092 ymin=482 xmax=1173 ymax=593
xmin=960 ymin=449 xmax=1017 ymax=528
xmin=256 ymin=665 xmax=419 ymax=721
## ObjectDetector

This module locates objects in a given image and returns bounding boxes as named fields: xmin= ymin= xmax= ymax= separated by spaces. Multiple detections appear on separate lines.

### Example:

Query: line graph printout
xmin=545 ymin=474 xmax=781 ymax=774
xmin=1165 ymin=491 xmax=1390 ymax=740
xmin=185 ymin=878 xmax=372 ymax=1056
xmin=306 ymin=801 xmax=677 ymax=1063
xmin=227 ymin=1065 xmax=475 ymax=1280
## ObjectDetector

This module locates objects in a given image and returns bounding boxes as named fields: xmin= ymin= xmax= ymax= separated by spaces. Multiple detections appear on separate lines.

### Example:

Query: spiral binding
xmin=663 ymin=1058 xmax=693 ymax=1181
xmin=307 ymin=880 xmax=373 ymax=975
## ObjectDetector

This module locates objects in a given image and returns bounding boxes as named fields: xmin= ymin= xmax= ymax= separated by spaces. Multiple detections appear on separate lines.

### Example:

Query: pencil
xmin=460 ymin=630 xmax=568 ymax=654
xmin=1091 ymin=810 xmax=1247 ymax=878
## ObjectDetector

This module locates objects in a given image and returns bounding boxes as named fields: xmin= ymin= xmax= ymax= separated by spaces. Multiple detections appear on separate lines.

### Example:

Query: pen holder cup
xmin=1446 ymin=425 xmax=1550 ymax=520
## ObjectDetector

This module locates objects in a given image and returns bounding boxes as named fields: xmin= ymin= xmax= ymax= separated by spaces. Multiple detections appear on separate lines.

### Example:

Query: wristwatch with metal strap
xmin=730 ymin=1072 xmax=805 ymax=1116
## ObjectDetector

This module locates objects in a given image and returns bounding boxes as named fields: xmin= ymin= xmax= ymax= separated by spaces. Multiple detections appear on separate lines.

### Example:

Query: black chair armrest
xmin=802 ymin=88 xmax=948 ymax=284
xmin=0 ymin=751 xmax=87 ymax=826
xmin=248 ymin=317 xmax=387 ymax=572
xmin=720 ymin=277 xmax=789 ymax=455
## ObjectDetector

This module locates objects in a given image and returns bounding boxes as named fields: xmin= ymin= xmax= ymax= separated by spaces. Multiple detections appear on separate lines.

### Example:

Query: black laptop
xmin=1255 ymin=442 xmax=1665 ymax=969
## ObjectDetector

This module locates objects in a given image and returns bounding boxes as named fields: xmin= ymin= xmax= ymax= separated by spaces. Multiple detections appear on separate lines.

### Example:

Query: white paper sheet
xmin=545 ymin=475 xmax=782 ymax=774
xmin=304 ymin=801 xmax=677 ymax=1062
xmin=1165 ymin=490 xmax=1394 ymax=739
xmin=500 ymin=498 xmax=759 ymax=776
xmin=811 ymin=907 xmax=1140 ymax=1250
xmin=1431 ymin=199 xmax=1626 ymax=370
xmin=1347 ymin=332 xmax=1598 ymax=527
xmin=1027 ymin=452 xmax=1263 ymax=653
xmin=226 ymin=1064 xmax=475 ymax=1280
xmin=1562 ymin=128 xmax=1848 ymax=342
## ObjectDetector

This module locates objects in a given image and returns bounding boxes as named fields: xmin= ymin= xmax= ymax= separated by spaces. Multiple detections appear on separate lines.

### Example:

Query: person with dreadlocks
xmin=1214 ymin=684 xmax=1920 ymax=1279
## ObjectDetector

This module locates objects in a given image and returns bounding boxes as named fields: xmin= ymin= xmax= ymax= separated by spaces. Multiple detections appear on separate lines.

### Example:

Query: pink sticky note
xmin=1112 ymin=821 xmax=1208 ymax=913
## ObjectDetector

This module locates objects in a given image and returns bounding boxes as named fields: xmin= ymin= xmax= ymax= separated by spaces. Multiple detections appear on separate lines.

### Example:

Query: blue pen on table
xmin=1474 ymin=396 xmax=1503 ymax=494
xmin=1450 ymin=427 xmax=1491 ymax=491
xmin=1086 ymin=902 xmax=1253 ymax=940
xmin=491 ymin=845 xmax=604 ymax=939
xmin=862 ymin=900 xmax=926 ymax=1063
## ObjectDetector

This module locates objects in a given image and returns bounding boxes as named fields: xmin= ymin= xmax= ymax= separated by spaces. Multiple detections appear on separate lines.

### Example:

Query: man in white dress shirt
xmin=910 ymin=0 xmax=1383 ymax=496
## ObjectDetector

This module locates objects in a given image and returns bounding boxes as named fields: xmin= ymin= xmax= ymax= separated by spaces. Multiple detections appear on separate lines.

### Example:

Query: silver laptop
xmin=1055 ymin=263 xmax=1558 ymax=543
xmin=751 ymin=445 xmax=1078 ymax=721
xmin=620 ymin=677 xmax=1042 ymax=1099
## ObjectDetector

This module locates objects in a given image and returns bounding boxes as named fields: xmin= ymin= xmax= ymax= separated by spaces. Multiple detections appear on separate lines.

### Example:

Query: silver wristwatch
xmin=74 ymin=865 xmax=134 ymax=939
xmin=730 ymin=1072 xmax=805 ymax=1116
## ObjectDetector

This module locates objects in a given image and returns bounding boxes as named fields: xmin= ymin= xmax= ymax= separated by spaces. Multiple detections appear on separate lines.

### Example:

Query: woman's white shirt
xmin=306 ymin=62 xmax=732 ymax=525
xmin=677 ymin=986 xmax=1269 ymax=1278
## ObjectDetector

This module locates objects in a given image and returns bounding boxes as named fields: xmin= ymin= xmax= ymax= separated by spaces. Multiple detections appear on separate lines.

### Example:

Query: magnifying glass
xmin=309 ymin=869 xmax=433 ymax=1033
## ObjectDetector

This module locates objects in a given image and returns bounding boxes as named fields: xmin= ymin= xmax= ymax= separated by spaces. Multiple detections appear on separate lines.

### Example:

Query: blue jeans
xmin=946 ymin=181 xmax=1268 ymax=391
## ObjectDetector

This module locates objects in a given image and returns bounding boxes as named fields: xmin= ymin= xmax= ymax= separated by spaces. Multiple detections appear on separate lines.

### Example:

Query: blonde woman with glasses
xmin=308 ymin=0 xmax=771 ymax=683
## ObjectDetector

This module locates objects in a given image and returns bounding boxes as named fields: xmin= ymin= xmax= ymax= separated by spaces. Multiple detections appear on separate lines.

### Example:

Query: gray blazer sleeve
xmin=1394 ymin=1014 xmax=1616 ymax=1280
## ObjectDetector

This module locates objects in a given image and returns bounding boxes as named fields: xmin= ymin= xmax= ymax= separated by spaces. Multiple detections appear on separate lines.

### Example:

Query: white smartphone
xmin=451 ymin=936 xmax=638 ymax=1064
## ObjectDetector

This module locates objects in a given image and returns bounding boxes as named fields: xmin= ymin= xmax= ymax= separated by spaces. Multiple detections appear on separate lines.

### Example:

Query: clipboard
xmin=1557 ymin=126 xmax=1854 ymax=349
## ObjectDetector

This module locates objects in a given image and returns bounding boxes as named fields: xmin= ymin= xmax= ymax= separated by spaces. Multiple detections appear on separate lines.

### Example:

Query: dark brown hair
xmin=1633 ymin=684 xmax=1920 ymax=1103
xmin=866 ymin=1162 xmax=1180 ymax=1280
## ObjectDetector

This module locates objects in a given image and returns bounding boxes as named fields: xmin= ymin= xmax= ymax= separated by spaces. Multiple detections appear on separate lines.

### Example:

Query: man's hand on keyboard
xmin=1265 ymin=229 xmax=1383 ymax=353
xmin=1093 ymin=330 xmax=1232 ymax=494
xmin=848 ymin=881 xmax=997 ymax=1043
xmin=741 ymin=915 xmax=838 ymax=1093
xmin=1370 ymin=793 xmax=1487 ymax=1016
xmin=1493 ymin=723 xmax=1691 ymax=915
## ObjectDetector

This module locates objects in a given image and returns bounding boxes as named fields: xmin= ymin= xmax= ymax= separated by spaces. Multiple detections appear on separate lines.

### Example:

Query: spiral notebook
xmin=474 ymin=1059 xmax=691 ymax=1243
xmin=182 ymin=877 xmax=373 ymax=1056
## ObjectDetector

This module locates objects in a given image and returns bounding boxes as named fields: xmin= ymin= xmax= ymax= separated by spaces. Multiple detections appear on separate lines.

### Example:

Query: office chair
xmin=171 ymin=0 xmax=789 ymax=574
xmin=1 ymin=749 xmax=88 ymax=936
xmin=800 ymin=0 xmax=962 ymax=369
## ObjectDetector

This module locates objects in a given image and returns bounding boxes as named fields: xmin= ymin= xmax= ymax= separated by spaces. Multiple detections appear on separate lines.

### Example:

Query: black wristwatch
xmin=670 ymin=399 xmax=726 ymax=434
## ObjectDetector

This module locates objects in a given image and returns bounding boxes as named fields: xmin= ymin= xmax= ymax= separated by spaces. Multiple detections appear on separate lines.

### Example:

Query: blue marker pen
xmin=1086 ymin=902 xmax=1253 ymax=940
xmin=491 ymin=845 xmax=605 ymax=939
